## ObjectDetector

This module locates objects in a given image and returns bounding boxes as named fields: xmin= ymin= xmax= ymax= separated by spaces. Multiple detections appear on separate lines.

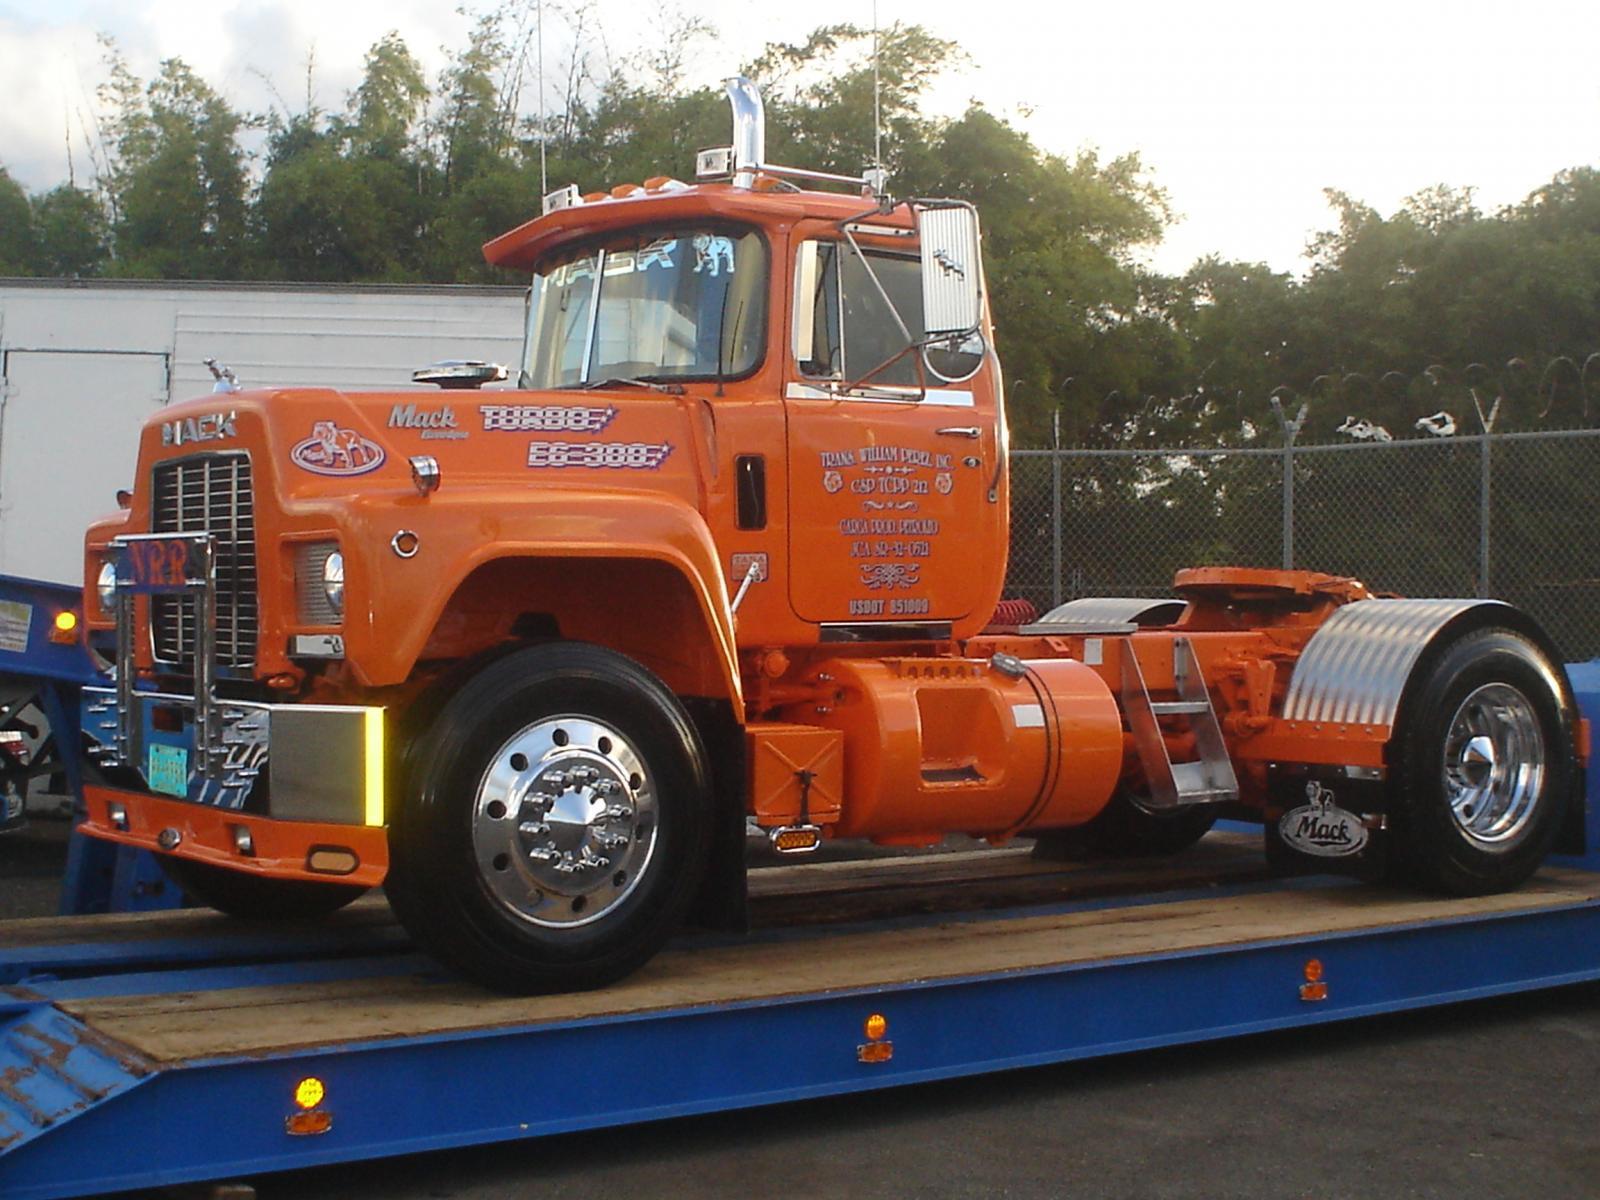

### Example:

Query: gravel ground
xmin=0 ymin=815 xmax=70 ymax=918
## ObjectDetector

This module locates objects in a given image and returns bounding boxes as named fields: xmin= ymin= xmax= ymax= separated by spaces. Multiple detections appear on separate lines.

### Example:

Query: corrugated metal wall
xmin=0 ymin=281 xmax=524 ymax=583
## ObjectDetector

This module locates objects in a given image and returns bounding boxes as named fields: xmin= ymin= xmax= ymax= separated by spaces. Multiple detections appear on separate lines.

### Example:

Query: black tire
xmin=1032 ymin=790 xmax=1217 ymax=861
xmin=385 ymin=642 xmax=713 ymax=993
xmin=1388 ymin=626 xmax=1574 ymax=895
xmin=158 ymin=855 xmax=367 ymax=918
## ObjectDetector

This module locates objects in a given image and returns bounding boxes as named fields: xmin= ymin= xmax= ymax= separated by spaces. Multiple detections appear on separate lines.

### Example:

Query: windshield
xmin=524 ymin=227 xmax=767 ymax=388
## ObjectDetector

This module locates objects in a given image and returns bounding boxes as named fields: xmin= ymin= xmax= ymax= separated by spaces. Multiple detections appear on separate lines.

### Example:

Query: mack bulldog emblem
xmin=1279 ymin=781 xmax=1370 ymax=857
xmin=290 ymin=421 xmax=387 ymax=476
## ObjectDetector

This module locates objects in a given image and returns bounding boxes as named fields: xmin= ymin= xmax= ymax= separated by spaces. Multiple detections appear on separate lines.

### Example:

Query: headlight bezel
xmin=321 ymin=550 xmax=345 ymax=618
xmin=96 ymin=559 xmax=118 ymax=614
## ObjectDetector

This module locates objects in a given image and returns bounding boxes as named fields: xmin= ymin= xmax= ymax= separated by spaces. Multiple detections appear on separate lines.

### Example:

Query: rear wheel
xmin=1388 ymin=627 xmax=1573 ymax=895
xmin=386 ymin=642 xmax=713 ymax=993
xmin=158 ymin=855 xmax=366 ymax=918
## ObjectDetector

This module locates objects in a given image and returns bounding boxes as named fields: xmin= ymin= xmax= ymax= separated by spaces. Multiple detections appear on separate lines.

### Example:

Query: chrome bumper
xmin=91 ymin=531 xmax=383 ymax=826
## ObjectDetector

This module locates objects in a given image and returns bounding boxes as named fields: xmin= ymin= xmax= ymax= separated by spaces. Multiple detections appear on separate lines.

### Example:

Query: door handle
xmin=935 ymin=426 xmax=981 ymax=439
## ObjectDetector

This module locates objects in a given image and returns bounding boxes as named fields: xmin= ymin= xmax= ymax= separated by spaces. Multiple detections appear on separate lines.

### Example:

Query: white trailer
xmin=0 ymin=279 xmax=523 ymax=584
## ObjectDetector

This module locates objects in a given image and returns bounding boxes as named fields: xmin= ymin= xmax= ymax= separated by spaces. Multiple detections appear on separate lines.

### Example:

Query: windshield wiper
xmin=579 ymin=376 xmax=685 ymax=394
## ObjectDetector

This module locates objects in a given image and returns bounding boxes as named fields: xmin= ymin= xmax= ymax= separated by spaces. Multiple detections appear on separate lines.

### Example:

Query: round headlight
xmin=96 ymin=560 xmax=118 ymax=611
xmin=322 ymin=551 xmax=345 ymax=617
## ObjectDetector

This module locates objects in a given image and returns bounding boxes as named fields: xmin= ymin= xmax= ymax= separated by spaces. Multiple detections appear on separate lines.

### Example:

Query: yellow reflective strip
xmin=363 ymin=707 xmax=385 ymax=826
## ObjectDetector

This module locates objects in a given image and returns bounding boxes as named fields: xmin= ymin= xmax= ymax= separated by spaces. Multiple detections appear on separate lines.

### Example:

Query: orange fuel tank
xmin=783 ymin=656 xmax=1124 ymax=841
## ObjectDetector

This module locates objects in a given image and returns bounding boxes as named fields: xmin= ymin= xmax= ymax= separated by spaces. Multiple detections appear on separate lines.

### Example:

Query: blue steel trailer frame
xmin=0 ymin=573 xmax=180 ymax=915
xmin=0 ymin=665 xmax=1597 ymax=1199
xmin=5 ymin=870 xmax=1600 ymax=1199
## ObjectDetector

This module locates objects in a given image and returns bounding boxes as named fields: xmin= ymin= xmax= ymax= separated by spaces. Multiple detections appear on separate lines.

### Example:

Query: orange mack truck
xmin=75 ymin=78 xmax=1584 ymax=992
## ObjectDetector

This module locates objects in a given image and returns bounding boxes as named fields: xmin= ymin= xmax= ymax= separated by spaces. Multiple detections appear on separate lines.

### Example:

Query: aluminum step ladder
xmin=1120 ymin=636 xmax=1240 ymax=810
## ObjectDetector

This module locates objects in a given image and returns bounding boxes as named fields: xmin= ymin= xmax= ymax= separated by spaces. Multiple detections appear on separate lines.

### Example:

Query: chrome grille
xmin=151 ymin=453 xmax=258 ymax=667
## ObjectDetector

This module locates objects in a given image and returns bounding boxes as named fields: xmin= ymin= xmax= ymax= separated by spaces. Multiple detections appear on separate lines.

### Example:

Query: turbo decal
xmin=290 ymin=421 xmax=386 ymax=477
xmin=527 ymin=441 xmax=673 ymax=470
xmin=481 ymin=404 xmax=618 ymax=433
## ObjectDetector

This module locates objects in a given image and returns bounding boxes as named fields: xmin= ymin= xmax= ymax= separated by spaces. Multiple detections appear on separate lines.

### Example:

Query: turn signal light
xmin=294 ymin=1077 xmax=325 ymax=1110
xmin=770 ymin=825 xmax=822 ymax=854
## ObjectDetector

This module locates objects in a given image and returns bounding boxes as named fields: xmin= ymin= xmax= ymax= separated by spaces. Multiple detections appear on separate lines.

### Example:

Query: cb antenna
xmin=536 ymin=0 xmax=548 ymax=195
xmin=872 ymin=0 xmax=882 ymax=168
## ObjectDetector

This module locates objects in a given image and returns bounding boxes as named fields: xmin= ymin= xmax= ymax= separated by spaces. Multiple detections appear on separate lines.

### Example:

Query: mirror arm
xmin=840 ymin=339 xmax=927 ymax=397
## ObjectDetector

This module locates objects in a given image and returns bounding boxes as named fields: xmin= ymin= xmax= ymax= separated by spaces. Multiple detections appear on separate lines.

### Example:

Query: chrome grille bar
xmin=151 ymin=453 xmax=258 ymax=668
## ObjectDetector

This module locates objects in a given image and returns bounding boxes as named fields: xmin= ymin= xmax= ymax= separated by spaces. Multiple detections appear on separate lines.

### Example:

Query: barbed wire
xmin=1041 ymin=350 xmax=1600 ymax=450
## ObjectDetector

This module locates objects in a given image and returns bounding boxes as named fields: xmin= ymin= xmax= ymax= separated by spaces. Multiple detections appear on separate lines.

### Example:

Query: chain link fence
xmin=1007 ymin=429 xmax=1600 ymax=663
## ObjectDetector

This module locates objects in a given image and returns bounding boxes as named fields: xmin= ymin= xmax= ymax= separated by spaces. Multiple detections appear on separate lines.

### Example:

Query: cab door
xmin=783 ymin=233 xmax=1005 ymax=630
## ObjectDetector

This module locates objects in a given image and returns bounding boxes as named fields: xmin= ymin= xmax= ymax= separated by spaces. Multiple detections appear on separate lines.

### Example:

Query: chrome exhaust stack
xmin=725 ymin=76 xmax=766 ymax=190
xmin=699 ymin=76 xmax=888 ymax=199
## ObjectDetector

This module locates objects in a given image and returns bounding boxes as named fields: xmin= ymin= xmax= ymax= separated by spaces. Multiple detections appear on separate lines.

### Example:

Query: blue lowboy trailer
xmin=3 ymin=618 xmax=1600 ymax=1199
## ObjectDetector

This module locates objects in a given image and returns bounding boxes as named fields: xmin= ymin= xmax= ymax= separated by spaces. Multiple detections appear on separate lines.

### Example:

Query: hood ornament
xmin=204 ymin=357 xmax=241 ymax=394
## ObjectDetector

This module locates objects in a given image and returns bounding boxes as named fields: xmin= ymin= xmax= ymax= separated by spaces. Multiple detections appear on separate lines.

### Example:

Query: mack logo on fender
xmin=1279 ymin=781 xmax=1370 ymax=858
xmin=388 ymin=403 xmax=459 ymax=431
xmin=162 ymin=411 xmax=237 ymax=447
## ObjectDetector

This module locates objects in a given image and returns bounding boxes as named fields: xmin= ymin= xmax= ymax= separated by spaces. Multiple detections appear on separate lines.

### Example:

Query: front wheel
xmin=1388 ymin=627 xmax=1574 ymax=895
xmin=385 ymin=642 xmax=714 ymax=993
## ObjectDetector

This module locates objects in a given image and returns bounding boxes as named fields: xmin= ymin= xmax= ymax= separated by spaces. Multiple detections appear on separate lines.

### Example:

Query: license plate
xmin=119 ymin=536 xmax=205 ymax=594
xmin=147 ymin=744 xmax=189 ymax=797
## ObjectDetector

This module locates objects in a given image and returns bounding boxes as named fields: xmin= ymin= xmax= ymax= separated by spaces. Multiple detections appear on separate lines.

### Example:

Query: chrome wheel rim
xmin=1442 ymin=683 xmax=1546 ymax=848
xmin=472 ymin=715 xmax=658 ymax=928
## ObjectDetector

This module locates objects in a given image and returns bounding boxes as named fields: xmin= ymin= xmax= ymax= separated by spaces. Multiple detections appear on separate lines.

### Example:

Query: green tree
xmin=102 ymin=54 xmax=249 ymax=278
xmin=0 ymin=166 xmax=34 ymax=273
xmin=347 ymin=32 xmax=428 ymax=160
xmin=30 ymin=186 xmax=109 ymax=276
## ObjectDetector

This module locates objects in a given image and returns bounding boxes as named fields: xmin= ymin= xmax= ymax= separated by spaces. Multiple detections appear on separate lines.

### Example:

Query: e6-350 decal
xmin=527 ymin=441 xmax=674 ymax=470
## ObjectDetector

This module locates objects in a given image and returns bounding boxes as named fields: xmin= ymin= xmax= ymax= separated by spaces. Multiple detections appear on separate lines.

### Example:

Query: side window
xmin=795 ymin=242 xmax=926 ymax=387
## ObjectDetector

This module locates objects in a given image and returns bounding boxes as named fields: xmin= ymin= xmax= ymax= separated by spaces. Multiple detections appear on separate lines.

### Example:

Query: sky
xmin=1 ymin=0 xmax=1596 ymax=276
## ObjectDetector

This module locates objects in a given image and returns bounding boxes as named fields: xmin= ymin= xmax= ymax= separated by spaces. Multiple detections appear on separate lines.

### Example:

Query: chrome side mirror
xmin=916 ymin=203 xmax=983 ymax=338
xmin=916 ymin=203 xmax=986 ymax=382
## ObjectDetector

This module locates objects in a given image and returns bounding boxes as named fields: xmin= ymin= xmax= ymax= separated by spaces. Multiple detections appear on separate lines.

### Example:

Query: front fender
xmin=337 ymin=485 xmax=742 ymax=708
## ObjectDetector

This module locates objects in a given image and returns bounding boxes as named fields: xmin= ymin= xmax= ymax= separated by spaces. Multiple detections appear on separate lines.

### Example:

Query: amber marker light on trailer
xmin=294 ymin=1077 xmax=325 ymax=1109
xmin=858 ymin=1012 xmax=893 ymax=1063
xmin=48 ymin=610 xmax=79 ymax=644
xmin=286 ymin=1077 xmax=333 ymax=1137
xmin=1300 ymin=959 xmax=1328 ymax=1003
